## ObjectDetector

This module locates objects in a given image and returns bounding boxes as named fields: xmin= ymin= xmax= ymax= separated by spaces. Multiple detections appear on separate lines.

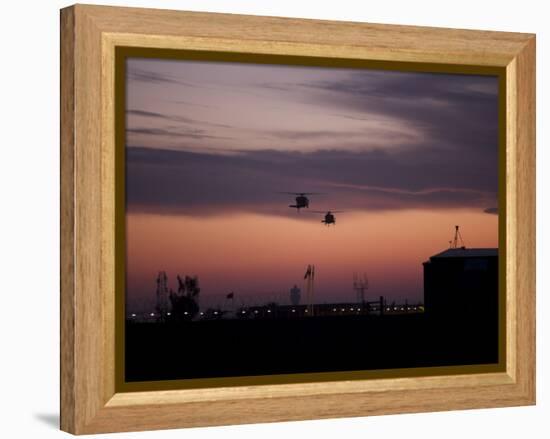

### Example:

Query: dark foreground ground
xmin=125 ymin=312 xmax=499 ymax=382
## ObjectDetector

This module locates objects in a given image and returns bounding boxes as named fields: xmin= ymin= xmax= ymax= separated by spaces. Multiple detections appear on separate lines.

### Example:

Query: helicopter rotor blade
xmin=309 ymin=210 xmax=345 ymax=213
xmin=276 ymin=192 xmax=325 ymax=195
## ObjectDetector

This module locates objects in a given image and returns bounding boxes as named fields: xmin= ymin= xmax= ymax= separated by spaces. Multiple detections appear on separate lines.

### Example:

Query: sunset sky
xmin=125 ymin=58 xmax=499 ymax=312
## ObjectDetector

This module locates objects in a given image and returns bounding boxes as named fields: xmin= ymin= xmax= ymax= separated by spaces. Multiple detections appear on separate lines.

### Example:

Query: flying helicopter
xmin=279 ymin=192 xmax=323 ymax=211
xmin=310 ymin=210 xmax=344 ymax=226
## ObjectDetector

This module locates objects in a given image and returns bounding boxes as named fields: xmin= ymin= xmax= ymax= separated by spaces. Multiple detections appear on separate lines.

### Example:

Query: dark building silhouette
xmin=423 ymin=248 xmax=498 ymax=321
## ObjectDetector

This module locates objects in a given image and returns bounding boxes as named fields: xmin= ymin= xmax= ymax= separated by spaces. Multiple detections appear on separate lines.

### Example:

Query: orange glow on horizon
xmin=126 ymin=208 xmax=498 ymax=309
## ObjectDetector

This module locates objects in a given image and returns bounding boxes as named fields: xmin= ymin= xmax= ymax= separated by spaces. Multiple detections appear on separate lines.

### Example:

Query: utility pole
xmin=304 ymin=265 xmax=315 ymax=316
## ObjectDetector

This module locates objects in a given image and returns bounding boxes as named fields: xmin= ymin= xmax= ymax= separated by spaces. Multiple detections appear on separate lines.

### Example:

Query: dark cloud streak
xmin=127 ymin=127 xmax=226 ymax=140
xmin=128 ymin=68 xmax=197 ymax=87
xmin=126 ymin=146 xmax=497 ymax=217
xmin=127 ymin=109 xmax=232 ymax=129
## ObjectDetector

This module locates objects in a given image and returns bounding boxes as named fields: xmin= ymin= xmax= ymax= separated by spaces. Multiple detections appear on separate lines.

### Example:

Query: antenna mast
xmin=451 ymin=225 xmax=466 ymax=249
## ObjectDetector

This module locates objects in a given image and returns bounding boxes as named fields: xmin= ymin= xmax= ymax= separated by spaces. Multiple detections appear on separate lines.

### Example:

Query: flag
xmin=226 ymin=292 xmax=234 ymax=299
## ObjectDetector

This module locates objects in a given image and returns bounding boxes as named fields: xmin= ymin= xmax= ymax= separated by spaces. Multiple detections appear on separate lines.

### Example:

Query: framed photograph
xmin=60 ymin=4 xmax=536 ymax=434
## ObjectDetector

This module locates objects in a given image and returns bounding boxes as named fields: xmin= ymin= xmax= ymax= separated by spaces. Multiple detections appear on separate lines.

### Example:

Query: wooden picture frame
xmin=60 ymin=4 xmax=536 ymax=434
